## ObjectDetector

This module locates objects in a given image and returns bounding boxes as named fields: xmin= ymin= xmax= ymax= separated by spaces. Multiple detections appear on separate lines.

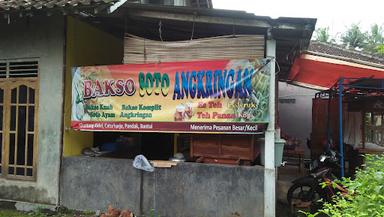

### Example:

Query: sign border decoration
xmin=71 ymin=59 xmax=271 ymax=134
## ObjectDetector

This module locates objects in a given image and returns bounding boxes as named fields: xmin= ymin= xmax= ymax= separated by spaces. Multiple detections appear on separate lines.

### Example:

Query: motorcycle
xmin=286 ymin=149 xmax=345 ymax=215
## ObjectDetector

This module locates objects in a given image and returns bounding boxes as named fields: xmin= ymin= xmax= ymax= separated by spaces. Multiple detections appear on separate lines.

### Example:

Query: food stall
xmin=287 ymin=44 xmax=384 ymax=177
xmin=58 ymin=5 xmax=316 ymax=216
xmin=65 ymin=53 xmax=273 ymax=217
xmin=71 ymin=57 xmax=271 ymax=162
xmin=312 ymin=78 xmax=384 ymax=176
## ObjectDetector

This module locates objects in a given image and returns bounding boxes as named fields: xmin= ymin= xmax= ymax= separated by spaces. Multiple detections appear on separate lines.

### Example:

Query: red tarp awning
xmin=288 ymin=54 xmax=384 ymax=89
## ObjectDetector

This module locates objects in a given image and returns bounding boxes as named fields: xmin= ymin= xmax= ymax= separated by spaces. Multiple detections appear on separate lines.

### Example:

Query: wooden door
xmin=1 ymin=79 xmax=38 ymax=180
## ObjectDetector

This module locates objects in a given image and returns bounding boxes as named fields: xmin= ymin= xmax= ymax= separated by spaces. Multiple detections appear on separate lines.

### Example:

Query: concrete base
xmin=60 ymin=157 xmax=265 ymax=217
xmin=15 ymin=201 xmax=57 ymax=212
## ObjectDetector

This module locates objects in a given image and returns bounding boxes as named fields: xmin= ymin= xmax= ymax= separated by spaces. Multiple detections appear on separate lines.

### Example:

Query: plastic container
xmin=260 ymin=138 xmax=286 ymax=167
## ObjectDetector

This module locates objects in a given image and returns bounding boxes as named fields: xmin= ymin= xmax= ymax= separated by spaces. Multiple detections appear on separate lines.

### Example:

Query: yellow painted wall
xmin=63 ymin=16 xmax=123 ymax=156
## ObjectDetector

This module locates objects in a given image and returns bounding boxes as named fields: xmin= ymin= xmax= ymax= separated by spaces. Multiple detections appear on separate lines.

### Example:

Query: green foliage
xmin=339 ymin=23 xmax=384 ymax=56
xmin=147 ymin=209 xmax=161 ymax=217
xmin=306 ymin=154 xmax=384 ymax=217
xmin=314 ymin=27 xmax=334 ymax=43
xmin=367 ymin=24 xmax=384 ymax=45
xmin=312 ymin=24 xmax=384 ymax=56
xmin=377 ymin=44 xmax=384 ymax=55
xmin=0 ymin=209 xmax=28 ymax=217
xmin=364 ymin=24 xmax=384 ymax=54
xmin=341 ymin=24 xmax=367 ymax=49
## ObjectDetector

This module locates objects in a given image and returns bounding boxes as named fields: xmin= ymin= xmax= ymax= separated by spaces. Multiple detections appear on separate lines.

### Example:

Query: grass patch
xmin=0 ymin=209 xmax=28 ymax=217
xmin=0 ymin=208 xmax=94 ymax=217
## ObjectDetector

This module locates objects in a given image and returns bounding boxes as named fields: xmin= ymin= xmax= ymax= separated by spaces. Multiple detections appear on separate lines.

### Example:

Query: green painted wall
xmin=63 ymin=16 xmax=123 ymax=156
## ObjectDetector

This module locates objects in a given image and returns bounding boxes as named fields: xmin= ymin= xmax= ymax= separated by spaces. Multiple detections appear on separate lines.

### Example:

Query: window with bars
xmin=0 ymin=59 xmax=38 ymax=180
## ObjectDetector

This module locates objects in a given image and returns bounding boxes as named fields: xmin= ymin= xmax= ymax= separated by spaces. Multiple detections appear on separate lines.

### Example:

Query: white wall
xmin=278 ymin=82 xmax=317 ymax=151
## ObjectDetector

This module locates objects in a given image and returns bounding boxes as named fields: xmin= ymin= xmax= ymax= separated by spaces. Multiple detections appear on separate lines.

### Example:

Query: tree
xmin=367 ymin=24 xmax=384 ymax=44
xmin=314 ymin=27 xmax=334 ymax=43
xmin=365 ymin=24 xmax=384 ymax=54
xmin=313 ymin=23 xmax=384 ymax=56
xmin=341 ymin=24 xmax=367 ymax=49
xmin=377 ymin=44 xmax=384 ymax=55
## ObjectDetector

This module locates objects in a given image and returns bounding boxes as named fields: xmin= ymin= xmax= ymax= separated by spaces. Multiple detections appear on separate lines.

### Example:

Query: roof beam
xmin=124 ymin=9 xmax=272 ymax=28
xmin=120 ymin=8 xmax=315 ymax=32
xmin=305 ymin=51 xmax=384 ymax=70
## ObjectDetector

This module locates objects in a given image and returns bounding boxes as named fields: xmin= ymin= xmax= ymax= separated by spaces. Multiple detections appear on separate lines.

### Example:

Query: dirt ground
xmin=277 ymin=201 xmax=292 ymax=217
xmin=0 ymin=204 xmax=293 ymax=217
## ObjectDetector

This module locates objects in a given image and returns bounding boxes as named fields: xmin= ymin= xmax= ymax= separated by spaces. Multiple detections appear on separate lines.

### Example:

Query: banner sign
xmin=71 ymin=59 xmax=270 ymax=133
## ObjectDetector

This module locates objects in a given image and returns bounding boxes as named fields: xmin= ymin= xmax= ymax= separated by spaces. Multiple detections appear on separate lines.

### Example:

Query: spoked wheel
xmin=287 ymin=182 xmax=321 ymax=216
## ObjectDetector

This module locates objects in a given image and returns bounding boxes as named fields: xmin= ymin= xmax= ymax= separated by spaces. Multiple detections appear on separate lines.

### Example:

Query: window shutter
xmin=8 ymin=61 xmax=38 ymax=78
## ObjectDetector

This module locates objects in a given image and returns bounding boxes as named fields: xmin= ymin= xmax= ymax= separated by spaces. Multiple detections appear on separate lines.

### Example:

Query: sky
xmin=213 ymin=0 xmax=384 ymax=38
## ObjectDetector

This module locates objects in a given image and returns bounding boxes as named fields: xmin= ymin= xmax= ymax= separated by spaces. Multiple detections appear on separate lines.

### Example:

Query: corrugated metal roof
xmin=0 ymin=0 xmax=116 ymax=11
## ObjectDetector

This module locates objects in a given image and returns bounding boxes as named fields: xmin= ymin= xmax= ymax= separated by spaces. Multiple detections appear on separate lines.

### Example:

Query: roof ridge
xmin=308 ymin=41 xmax=384 ymax=65
xmin=310 ymin=41 xmax=384 ymax=61
xmin=0 ymin=0 xmax=117 ymax=12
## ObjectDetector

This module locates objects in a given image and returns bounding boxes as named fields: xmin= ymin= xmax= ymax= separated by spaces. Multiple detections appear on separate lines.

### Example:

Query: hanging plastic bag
xmin=133 ymin=155 xmax=154 ymax=172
